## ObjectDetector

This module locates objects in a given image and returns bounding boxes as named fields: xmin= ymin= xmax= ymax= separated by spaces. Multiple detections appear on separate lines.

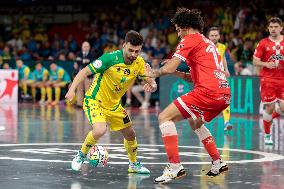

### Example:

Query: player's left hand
xmin=143 ymin=82 xmax=157 ymax=93
xmin=65 ymin=90 xmax=76 ymax=103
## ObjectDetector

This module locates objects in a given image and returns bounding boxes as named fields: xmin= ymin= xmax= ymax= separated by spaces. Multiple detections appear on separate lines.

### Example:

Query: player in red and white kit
xmin=253 ymin=17 xmax=284 ymax=145
xmin=147 ymin=8 xmax=230 ymax=183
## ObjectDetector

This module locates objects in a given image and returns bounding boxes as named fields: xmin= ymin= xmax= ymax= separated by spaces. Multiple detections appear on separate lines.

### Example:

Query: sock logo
xmin=132 ymin=147 xmax=137 ymax=152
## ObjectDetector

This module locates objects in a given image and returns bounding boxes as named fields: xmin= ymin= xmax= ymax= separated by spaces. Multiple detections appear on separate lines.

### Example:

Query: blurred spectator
xmin=2 ymin=62 xmax=10 ymax=69
xmin=232 ymin=38 xmax=255 ymax=74
xmin=75 ymin=41 xmax=95 ymax=107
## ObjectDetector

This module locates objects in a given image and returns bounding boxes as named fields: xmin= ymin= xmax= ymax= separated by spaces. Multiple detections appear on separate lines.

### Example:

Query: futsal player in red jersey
xmin=147 ymin=8 xmax=231 ymax=183
xmin=253 ymin=17 xmax=284 ymax=145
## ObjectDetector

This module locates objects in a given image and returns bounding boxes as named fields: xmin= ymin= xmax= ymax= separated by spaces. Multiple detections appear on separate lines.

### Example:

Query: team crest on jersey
xmin=93 ymin=60 xmax=102 ymax=69
xmin=177 ymin=44 xmax=184 ymax=50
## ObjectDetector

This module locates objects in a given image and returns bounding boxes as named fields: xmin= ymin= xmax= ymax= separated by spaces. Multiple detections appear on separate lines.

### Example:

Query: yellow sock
xmin=55 ymin=87 xmax=61 ymax=102
xmin=81 ymin=131 xmax=97 ymax=155
xmin=124 ymin=138 xmax=138 ymax=163
xmin=31 ymin=88 xmax=36 ymax=99
xmin=40 ymin=87 xmax=46 ymax=101
xmin=223 ymin=105 xmax=231 ymax=124
xmin=22 ymin=83 xmax=28 ymax=95
xmin=46 ymin=87 xmax=52 ymax=102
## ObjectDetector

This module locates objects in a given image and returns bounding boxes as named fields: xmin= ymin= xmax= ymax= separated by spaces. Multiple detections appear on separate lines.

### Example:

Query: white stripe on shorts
xmin=177 ymin=97 xmax=197 ymax=120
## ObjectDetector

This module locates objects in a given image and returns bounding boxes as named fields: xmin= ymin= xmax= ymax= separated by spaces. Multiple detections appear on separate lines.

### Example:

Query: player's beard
xmin=127 ymin=55 xmax=136 ymax=63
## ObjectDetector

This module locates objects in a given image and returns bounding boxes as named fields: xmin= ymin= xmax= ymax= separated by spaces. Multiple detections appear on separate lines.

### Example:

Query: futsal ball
xmin=87 ymin=145 xmax=108 ymax=167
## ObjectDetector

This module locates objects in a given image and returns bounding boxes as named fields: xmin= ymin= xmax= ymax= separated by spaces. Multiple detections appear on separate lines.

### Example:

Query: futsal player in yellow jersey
xmin=31 ymin=62 xmax=49 ymax=104
xmin=208 ymin=27 xmax=232 ymax=131
xmin=66 ymin=30 xmax=157 ymax=173
xmin=16 ymin=59 xmax=34 ymax=98
xmin=46 ymin=63 xmax=71 ymax=106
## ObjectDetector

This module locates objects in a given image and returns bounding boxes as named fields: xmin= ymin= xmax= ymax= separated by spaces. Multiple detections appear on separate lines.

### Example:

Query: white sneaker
xmin=71 ymin=151 xmax=86 ymax=171
xmin=154 ymin=164 xmax=186 ymax=184
xmin=264 ymin=134 xmax=273 ymax=145
xmin=39 ymin=100 xmax=45 ymax=105
xmin=206 ymin=159 xmax=228 ymax=177
xmin=139 ymin=102 xmax=149 ymax=109
xmin=128 ymin=161 xmax=150 ymax=174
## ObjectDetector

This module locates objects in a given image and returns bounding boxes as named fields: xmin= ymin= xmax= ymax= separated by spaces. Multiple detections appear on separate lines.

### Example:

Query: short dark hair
xmin=125 ymin=30 xmax=143 ymax=46
xmin=268 ymin=17 xmax=283 ymax=26
xmin=208 ymin=26 xmax=220 ymax=34
xmin=171 ymin=8 xmax=204 ymax=32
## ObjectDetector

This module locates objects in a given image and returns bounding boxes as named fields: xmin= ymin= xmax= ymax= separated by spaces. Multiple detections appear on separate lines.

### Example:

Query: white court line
xmin=0 ymin=143 xmax=283 ymax=164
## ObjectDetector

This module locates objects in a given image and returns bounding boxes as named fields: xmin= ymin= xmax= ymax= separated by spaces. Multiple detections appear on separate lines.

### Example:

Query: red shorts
xmin=260 ymin=77 xmax=284 ymax=104
xmin=174 ymin=89 xmax=230 ymax=122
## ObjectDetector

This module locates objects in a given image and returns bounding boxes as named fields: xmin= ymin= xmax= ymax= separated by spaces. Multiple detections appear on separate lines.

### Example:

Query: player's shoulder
xmin=257 ymin=37 xmax=270 ymax=46
xmin=101 ymin=49 xmax=123 ymax=63
xmin=217 ymin=42 xmax=226 ymax=49
xmin=135 ymin=56 xmax=145 ymax=64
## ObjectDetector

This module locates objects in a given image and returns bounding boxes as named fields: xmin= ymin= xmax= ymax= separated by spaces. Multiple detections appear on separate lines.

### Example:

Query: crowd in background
xmin=0 ymin=0 xmax=283 ymax=106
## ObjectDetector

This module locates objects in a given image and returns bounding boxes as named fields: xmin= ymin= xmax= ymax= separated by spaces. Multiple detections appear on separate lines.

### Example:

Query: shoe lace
xmin=133 ymin=161 xmax=142 ymax=169
xmin=76 ymin=152 xmax=85 ymax=163
xmin=163 ymin=164 xmax=173 ymax=175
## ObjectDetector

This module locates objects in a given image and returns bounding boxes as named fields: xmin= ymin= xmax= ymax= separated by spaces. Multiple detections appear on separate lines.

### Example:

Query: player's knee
xmin=159 ymin=121 xmax=177 ymax=136
xmin=276 ymin=103 xmax=284 ymax=115
xmin=158 ymin=112 xmax=167 ymax=123
xmin=265 ymin=103 xmax=275 ymax=113
xmin=126 ymin=130 xmax=136 ymax=141
xmin=93 ymin=126 xmax=107 ymax=138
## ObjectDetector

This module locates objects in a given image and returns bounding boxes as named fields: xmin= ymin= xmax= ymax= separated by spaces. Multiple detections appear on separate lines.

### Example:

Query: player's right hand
xmin=65 ymin=90 xmax=75 ymax=103
xmin=265 ymin=62 xmax=278 ymax=69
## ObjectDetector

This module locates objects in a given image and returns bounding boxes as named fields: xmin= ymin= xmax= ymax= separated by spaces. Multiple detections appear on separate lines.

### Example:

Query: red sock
xmin=272 ymin=111 xmax=280 ymax=119
xmin=202 ymin=136 xmax=220 ymax=161
xmin=263 ymin=120 xmax=271 ymax=134
xmin=162 ymin=135 xmax=180 ymax=163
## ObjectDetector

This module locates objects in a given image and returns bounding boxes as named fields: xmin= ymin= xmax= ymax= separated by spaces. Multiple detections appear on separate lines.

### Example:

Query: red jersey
xmin=173 ymin=33 xmax=230 ymax=95
xmin=254 ymin=36 xmax=284 ymax=79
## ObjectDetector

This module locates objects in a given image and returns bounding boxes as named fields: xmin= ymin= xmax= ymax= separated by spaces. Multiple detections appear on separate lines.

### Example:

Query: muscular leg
xmin=188 ymin=118 xmax=221 ymax=161
xmin=158 ymin=103 xmax=184 ymax=165
xmin=80 ymin=122 xmax=107 ymax=155
xmin=263 ymin=103 xmax=275 ymax=135
xmin=120 ymin=126 xmax=137 ymax=163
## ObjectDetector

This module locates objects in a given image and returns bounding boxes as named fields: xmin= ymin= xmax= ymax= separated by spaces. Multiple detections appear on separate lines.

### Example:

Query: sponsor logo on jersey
xmin=213 ymin=70 xmax=227 ymax=80
xmin=269 ymin=54 xmax=284 ymax=61
xmin=93 ymin=60 xmax=102 ymax=69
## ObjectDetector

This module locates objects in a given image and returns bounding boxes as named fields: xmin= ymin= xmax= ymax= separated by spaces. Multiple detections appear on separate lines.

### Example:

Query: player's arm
xmin=172 ymin=71 xmax=192 ymax=82
xmin=66 ymin=54 xmax=110 ymax=101
xmin=65 ymin=66 xmax=92 ymax=101
xmin=222 ymin=54 xmax=230 ymax=77
xmin=253 ymin=56 xmax=277 ymax=69
xmin=143 ymin=63 xmax=157 ymax=92
xmin=150 ymin=57 xmax=182 ymax=77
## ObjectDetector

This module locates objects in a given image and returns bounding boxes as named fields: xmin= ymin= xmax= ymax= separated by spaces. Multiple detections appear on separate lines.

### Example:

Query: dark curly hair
xmin=171 ymin=8 xmax=204 ymax=32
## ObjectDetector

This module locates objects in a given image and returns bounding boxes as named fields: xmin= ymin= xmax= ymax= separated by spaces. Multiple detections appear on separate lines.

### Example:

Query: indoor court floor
xmin=0 ymin=103 xmax=283 ymax=189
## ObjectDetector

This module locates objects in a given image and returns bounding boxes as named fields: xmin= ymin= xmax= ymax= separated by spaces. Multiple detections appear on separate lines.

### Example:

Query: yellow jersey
xmin=86 ymin=49 xmax=146 ymax=110
xmin=216 ymin=42 xmax=226 ymax=60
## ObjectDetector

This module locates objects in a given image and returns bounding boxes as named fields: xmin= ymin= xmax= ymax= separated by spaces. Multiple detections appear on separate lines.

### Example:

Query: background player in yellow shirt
xmin=208 ymin=27 xmax=232 ymax=131
xmin=31 ymin=62 xmax=49 ymax=104
xmin=46 ymin=63 xmax=71 ymax=105
xmin=65 ymin=30 xmax=157 ymax=174
xmin=16 ymin=59 xmax=34 ymax=98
